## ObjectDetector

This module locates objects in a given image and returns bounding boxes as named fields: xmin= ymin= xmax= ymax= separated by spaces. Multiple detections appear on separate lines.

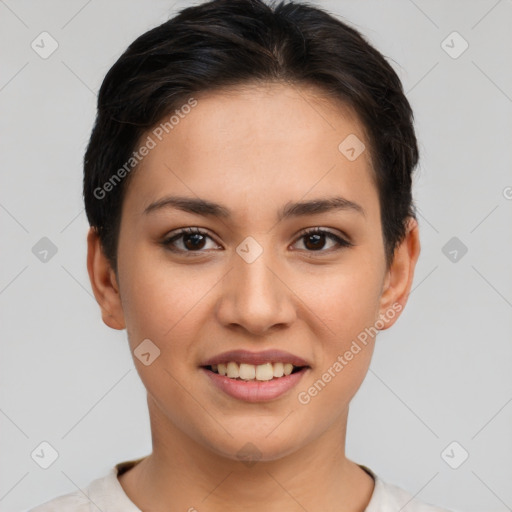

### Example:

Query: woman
xmin=31 ymin=0 xmax=453 ymax=510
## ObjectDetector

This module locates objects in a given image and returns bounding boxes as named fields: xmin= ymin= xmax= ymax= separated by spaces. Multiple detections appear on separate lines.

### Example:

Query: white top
xmin=28 ymin=459 xmax=453 ymax=511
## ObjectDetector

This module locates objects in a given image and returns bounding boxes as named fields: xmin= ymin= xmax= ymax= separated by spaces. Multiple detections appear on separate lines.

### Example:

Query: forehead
xmin=121 ymin=81 xmax=379 ymax=226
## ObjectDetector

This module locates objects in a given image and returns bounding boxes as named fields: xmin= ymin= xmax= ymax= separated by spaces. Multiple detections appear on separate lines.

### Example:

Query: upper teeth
xmin=212 ymin=362 xmax=296 ymax=381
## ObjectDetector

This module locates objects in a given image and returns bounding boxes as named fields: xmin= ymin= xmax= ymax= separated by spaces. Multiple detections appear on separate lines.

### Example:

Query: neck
xmin=118 ymin=395 xmax=374 ymax=512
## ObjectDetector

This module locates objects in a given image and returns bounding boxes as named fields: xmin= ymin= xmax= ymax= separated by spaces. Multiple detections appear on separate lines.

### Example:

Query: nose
xmin=215 ymin=245 xmax=297 ymax=336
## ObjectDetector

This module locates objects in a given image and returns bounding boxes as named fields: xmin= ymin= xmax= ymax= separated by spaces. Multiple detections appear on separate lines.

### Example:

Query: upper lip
xmin=201 ymin=349 xmax=310 ymax=367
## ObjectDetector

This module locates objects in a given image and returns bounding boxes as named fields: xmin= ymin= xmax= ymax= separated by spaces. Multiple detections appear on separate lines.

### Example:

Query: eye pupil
xmin=305 ymin=233 xmax=325 ymax=250
xmin=184 ymin=233 xmax=206 ymax=250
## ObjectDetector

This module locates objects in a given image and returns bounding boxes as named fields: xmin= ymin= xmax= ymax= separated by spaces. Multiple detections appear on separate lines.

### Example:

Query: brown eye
xmin=162 ymin=227 xmax=219 ymax=254
xmin=294 ymin=228 xmax=353 ymax=253
xmin=303 ymin=232 xmax=327 ymax=250
xmin=182 ymin=232 xmax=207 ymax=250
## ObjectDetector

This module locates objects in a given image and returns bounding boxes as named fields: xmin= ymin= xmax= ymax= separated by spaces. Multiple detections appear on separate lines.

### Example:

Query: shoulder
xmin=28 ymin=490 xmax=91 ymax=512
xmin=27 ymin=462 xmax=141 ymax=512
xmin=28 ymin=485 xmax=97 ymax=512
xmin=361 ymin=465 xmax=454 ymax=512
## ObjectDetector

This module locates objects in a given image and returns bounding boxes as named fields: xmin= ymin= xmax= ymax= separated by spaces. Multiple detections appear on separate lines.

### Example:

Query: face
xmin=88 ymin=82 xmax=419 ymax=463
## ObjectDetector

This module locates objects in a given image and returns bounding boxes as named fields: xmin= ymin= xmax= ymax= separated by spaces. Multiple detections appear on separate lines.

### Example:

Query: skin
xmin=87 ymin=81 xmax=420 ymax=512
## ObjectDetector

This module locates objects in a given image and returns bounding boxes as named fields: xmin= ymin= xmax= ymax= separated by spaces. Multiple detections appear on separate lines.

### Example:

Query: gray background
xmin=1 ymin=1 xmax=511 ymax=511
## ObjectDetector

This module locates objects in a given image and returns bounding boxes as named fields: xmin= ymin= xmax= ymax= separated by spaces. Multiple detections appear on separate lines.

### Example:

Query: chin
xmin=202 ymin=431 xmax=303 ymax=465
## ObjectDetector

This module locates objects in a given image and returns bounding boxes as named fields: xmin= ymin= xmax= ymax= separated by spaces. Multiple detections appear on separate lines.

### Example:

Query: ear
xmin=86 ymin=227 xmax=126 ymax=330
xmin=377 ymin=217 xmax=421 ymax=330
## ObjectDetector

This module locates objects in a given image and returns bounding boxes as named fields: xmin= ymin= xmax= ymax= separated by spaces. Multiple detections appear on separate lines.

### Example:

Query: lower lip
xmin=201 ymin=367 xmax=309 ymax=402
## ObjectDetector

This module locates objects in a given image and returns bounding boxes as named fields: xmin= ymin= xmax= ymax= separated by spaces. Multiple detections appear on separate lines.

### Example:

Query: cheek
xmin=296 ymin=263 xmax=382 ymax=337
xmin=314 ymin=268 xmax=381 ymax=399
xmin=296 ymin=266 xmax=381 ymax=402
xmin=119 ymin=250 xmax=202 ymax=339
xmin=296 ymin=275 xmax=378 ymax=413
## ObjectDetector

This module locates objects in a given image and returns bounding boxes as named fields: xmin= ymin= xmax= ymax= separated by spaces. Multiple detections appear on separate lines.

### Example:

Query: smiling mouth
xmin=203 ymin=362 xmax=307 ymax=381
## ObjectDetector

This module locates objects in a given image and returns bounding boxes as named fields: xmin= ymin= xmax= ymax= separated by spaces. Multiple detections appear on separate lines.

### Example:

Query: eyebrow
xmin=143 ymin=195 xmax=365 ymax=220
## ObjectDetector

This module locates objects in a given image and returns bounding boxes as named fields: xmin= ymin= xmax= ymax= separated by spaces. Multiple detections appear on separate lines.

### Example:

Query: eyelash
xmin=161 ymin=227 xmax=353 ymax=256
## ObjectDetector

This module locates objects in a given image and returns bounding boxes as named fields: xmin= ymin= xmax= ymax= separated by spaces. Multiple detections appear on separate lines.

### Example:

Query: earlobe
xmin=377 ymin=217 xmax=421 ymax=330
xmin=86 ymin=227 xmax=126 ymax=330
